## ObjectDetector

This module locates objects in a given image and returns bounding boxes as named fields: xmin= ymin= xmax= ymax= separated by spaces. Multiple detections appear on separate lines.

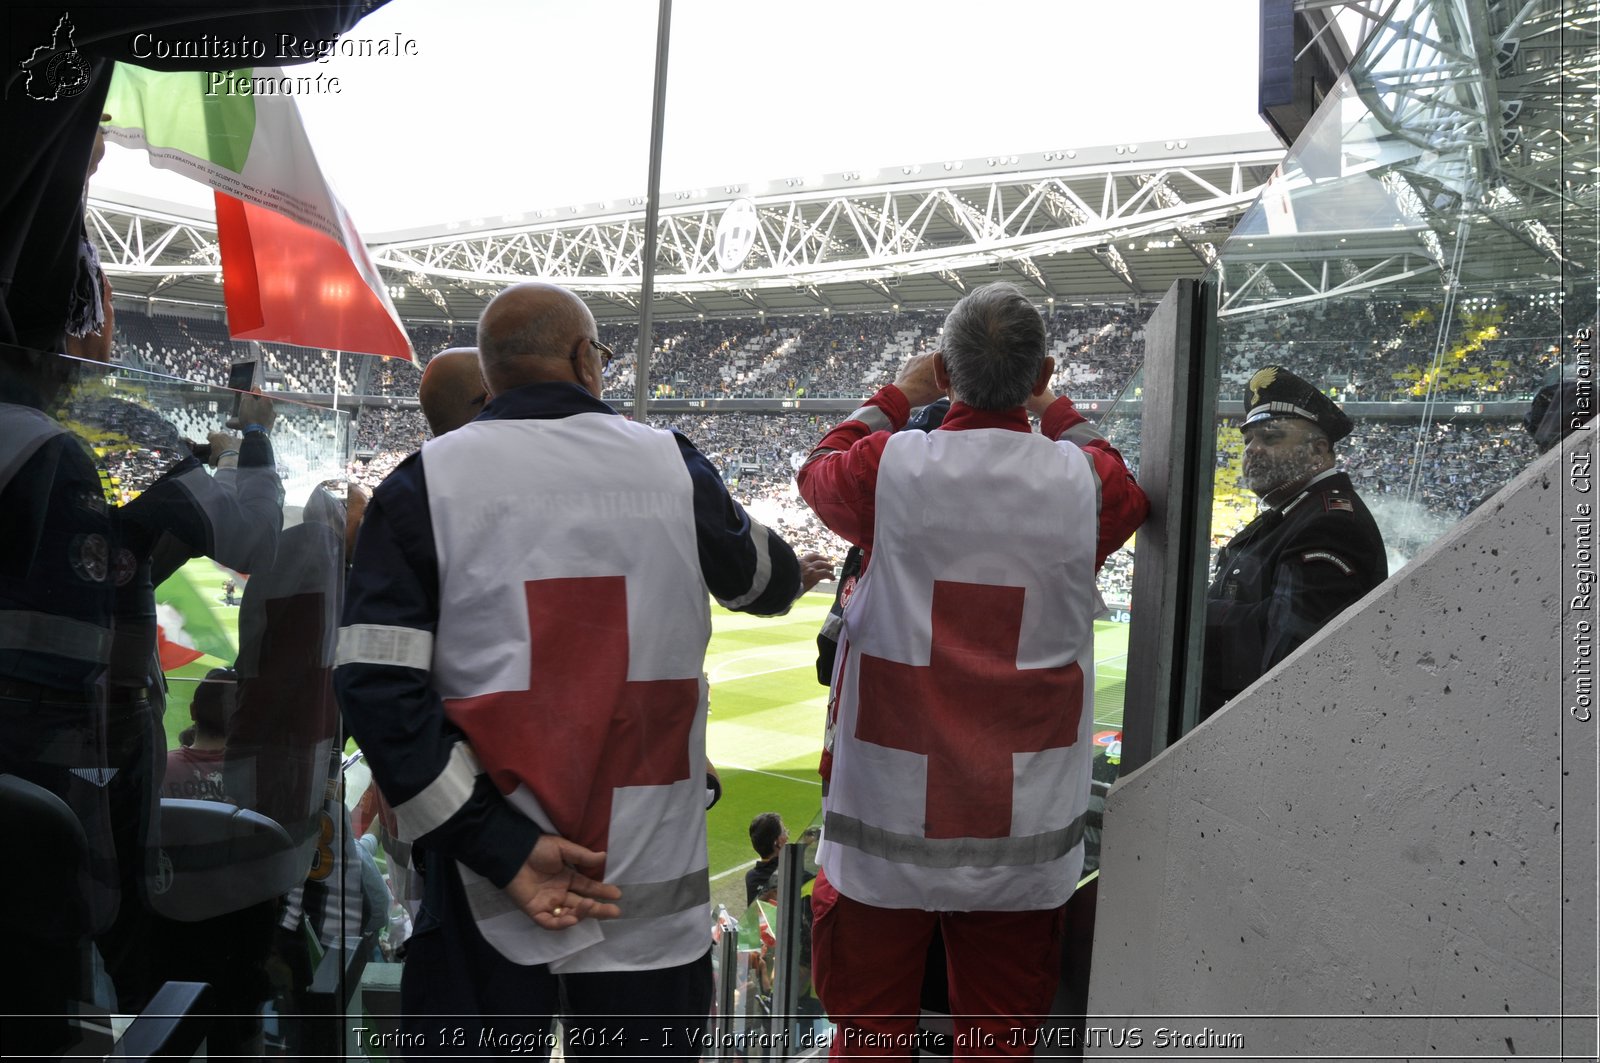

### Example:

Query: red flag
xmin=216 ymin=192 xmax=412 ymax=360
xmin=157 ymin=627 xmax=204 ymax=672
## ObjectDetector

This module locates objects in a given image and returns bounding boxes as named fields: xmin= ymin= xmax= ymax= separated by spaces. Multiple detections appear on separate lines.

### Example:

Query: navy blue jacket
xmin=335 ymin=382 xmax=803 ymax=887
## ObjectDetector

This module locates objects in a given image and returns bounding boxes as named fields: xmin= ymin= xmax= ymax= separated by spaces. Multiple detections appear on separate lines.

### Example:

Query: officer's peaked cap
xmin=1241 ymin=365 xmax=1353 ymax=443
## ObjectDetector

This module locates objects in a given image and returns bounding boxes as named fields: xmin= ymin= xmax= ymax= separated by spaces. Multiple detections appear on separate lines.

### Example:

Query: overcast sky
xmin=91 ymin=0 xmax=1267 ymax=234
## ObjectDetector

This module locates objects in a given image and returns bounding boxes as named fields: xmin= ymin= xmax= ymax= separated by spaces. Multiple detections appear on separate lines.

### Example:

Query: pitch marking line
xmin=718 ymin=763 xmax=822 ymax=786
xmin=708 ymin=648 xmax=816 ymax=685
xmin=712 ymin=859 xmax=759 ymax=883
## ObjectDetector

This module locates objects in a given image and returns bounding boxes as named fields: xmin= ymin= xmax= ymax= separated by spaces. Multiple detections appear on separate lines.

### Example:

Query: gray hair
xmin=939 ymin=282 xmax=1047 ymax=410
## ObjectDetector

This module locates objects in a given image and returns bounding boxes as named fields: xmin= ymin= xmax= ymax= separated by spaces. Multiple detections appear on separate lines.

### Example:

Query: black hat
xmin=1241 ymin=365 xmax=1352 ymax=443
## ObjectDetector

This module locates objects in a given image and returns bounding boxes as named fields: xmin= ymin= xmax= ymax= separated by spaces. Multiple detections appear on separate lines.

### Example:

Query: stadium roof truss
xmin=367 ymin=137 xmax=1285 ymax=320
xmin=1213 ymin=0 xmax=1597 ymax=317
xmin=86 ymin=197 xmax=221 ymax=286
xmin=89 ymin=134 xmax=1286 ymax=323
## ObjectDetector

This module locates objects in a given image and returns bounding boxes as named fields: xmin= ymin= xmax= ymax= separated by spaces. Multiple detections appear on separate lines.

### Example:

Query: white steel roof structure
xmin=91 ymin=132 xmax=1285 ymax=325
xmin=1215 ymin=0 xmax=1596 ymax=317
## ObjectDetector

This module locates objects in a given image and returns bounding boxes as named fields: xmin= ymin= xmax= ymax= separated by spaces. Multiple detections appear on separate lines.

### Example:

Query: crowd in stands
xmin=1217 ymin=293 xmax=1587 ymax=402
xmin=1341 ymin=417 xmax=1539 ymax=516
xmin=111 ymin=292 xmax=1585 ymax=416
xmin=110 ymin=295 xmax=1567 ymax=584
xmin=116 ymin=308 xmax=360 ymax=393
xmin=592 ymin=306 xmax=1150 ymax=403
xmin=348 ymin=407 xmax=429 ymax=488
xmin=355 ymin=407 xmax=428 ymax=452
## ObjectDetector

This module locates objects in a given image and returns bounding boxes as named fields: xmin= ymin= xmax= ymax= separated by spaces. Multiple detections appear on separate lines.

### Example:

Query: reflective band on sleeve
xmin=393 ymin=742 xmax=482 ymax=841
xmin=846 ymin=404 xmax=892 ymax=434
xmin=824 ymin=810 xmax=1087 ymax=868
xmin=715 ymin=517 xmax=773 ymax=610
xmin=335 ymin=624 xmax=434 ymax=671
xmin=1080 ymin=449 xmax=1104 ymax=516
xmin=0 ymin=610 xmax=112 ymax=664
xmin=798 ymin=448 xmax=833 ymax=473
xmin=1060 ymin=420 xmax=1107 ymax=448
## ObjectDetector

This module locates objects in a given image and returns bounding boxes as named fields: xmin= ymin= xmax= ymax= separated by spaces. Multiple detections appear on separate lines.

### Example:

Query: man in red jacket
xmin=797 ymin=282 xmax=1148 ymax=1057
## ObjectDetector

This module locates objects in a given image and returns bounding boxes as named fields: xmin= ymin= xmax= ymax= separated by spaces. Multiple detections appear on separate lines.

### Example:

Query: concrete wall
xmin=1087 ymin=425 xmax=1598 ymax=1060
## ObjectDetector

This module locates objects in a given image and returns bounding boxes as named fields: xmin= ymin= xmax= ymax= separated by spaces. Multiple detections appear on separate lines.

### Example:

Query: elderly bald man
xmin=337 ymin=282 xmax=830 ymax=1060
xmin=417 ymin=347 xmax=487 ymax=437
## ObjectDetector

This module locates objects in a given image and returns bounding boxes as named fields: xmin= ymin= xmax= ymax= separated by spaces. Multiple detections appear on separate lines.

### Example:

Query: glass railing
xmin=1194 ymin=0 xmax=1594 ymax=722
xmin=2 ymin=352 xmax=362 ymax=1056
xmin=714 ymin=816 xmax=830 ymax=1060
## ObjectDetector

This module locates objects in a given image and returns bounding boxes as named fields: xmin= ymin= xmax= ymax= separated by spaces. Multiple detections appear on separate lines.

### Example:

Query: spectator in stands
xmin=335 ymin=281 xmax=829 ymax=1060
xmin=162 ymin=669 xmax=236 ymax=802
xmin=417 ymin=346 xmax=487 ymax=437
xmin=797 ymin=281 xmax=1147 ymax=1057
xmin=1200 ymin=366 xmax=1387 ymax=720
xmin=746 ymin=813 xmax=788 ymax=907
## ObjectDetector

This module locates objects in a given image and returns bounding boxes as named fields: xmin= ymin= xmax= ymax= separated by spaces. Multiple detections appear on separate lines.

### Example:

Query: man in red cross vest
xmin=797 ymin=281 xmax=1148 ymax=1057
xmin=335 ymin=282 xmax=829 ymax=1060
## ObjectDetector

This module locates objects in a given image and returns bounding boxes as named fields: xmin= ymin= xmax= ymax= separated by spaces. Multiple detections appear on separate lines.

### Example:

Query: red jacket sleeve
xmin=1040 ymin=395 xmax=1150 ymax=570
xmin=794 ymin=385 xmax=912 ymax=554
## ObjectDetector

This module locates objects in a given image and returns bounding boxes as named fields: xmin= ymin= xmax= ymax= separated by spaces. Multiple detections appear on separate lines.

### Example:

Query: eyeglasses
xmin=572 ymin=336 xmax=615 ymax=372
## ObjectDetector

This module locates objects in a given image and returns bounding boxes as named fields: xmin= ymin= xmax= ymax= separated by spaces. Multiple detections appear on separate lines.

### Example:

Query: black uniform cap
xmin=1241 ymin=365 xmax=1353 ymax=443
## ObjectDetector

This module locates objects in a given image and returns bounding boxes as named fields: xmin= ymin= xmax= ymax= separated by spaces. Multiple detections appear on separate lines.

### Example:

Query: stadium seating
xmin=109 ymin=296 xmax=1559 ymax=593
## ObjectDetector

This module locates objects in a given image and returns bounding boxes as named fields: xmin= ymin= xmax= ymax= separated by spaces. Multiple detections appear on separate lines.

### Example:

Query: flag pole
xmin=633 ymin=0 xmax=671 ymax=424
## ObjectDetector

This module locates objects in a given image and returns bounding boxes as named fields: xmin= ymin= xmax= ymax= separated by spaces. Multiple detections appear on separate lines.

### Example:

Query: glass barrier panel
xmin=2 ymin=351 xmax=368 ymax=1055
xmin=1086 ymin=363 xmax=1142 ymax=771
xmin=1195 ymin=0 xmax=1593 ymax=724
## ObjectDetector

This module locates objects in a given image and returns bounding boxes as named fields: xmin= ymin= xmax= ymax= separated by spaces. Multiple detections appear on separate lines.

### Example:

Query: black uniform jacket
xmin=1201 ymin=470 xmax=1386 ymax=719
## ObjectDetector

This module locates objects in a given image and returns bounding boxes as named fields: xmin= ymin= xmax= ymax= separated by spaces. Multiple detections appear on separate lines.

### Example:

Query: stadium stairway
xmin=1087 ymin=422 xmax=1597 ymax=1056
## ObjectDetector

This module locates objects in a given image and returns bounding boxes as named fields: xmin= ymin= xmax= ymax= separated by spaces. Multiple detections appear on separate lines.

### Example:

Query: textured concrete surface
xmin=1088 ymin=424 xmax=1597 ymax=1060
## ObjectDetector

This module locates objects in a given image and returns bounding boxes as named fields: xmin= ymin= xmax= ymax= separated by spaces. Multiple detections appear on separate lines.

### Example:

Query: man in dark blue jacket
xmin=336 ymin=282 xmax=828 ymax=1059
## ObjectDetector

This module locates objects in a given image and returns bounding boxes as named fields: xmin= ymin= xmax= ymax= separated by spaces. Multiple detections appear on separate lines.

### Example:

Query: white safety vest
xmin=423 ymin=411 xmax=712 ymax=972
xmin=819 ymin=426 xmax=1099 ymax=911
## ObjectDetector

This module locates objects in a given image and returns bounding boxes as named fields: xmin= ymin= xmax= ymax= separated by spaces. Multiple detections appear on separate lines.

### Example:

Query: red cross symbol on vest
xmin=856 ymin=580 xmax=1083 ymax=839
xmin=444 ymin=576 xmax=699 ymax=861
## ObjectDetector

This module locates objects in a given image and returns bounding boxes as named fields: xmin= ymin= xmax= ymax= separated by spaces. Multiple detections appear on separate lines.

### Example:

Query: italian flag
xmin=154 ymin=566 xmax=238 ymax=672
xmin=103 ymin=65 xmax=413 ymax=361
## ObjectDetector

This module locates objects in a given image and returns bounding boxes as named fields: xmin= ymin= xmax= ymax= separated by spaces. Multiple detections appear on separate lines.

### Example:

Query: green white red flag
xmin=102 ymin=65 xmax=413 ymax=361
xmin=154 ymin=566 xmax=237 ymax=673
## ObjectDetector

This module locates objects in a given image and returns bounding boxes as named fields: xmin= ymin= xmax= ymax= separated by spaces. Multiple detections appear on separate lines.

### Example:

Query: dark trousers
xmin=400 ymin=856 xmax=712 ymax=1061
